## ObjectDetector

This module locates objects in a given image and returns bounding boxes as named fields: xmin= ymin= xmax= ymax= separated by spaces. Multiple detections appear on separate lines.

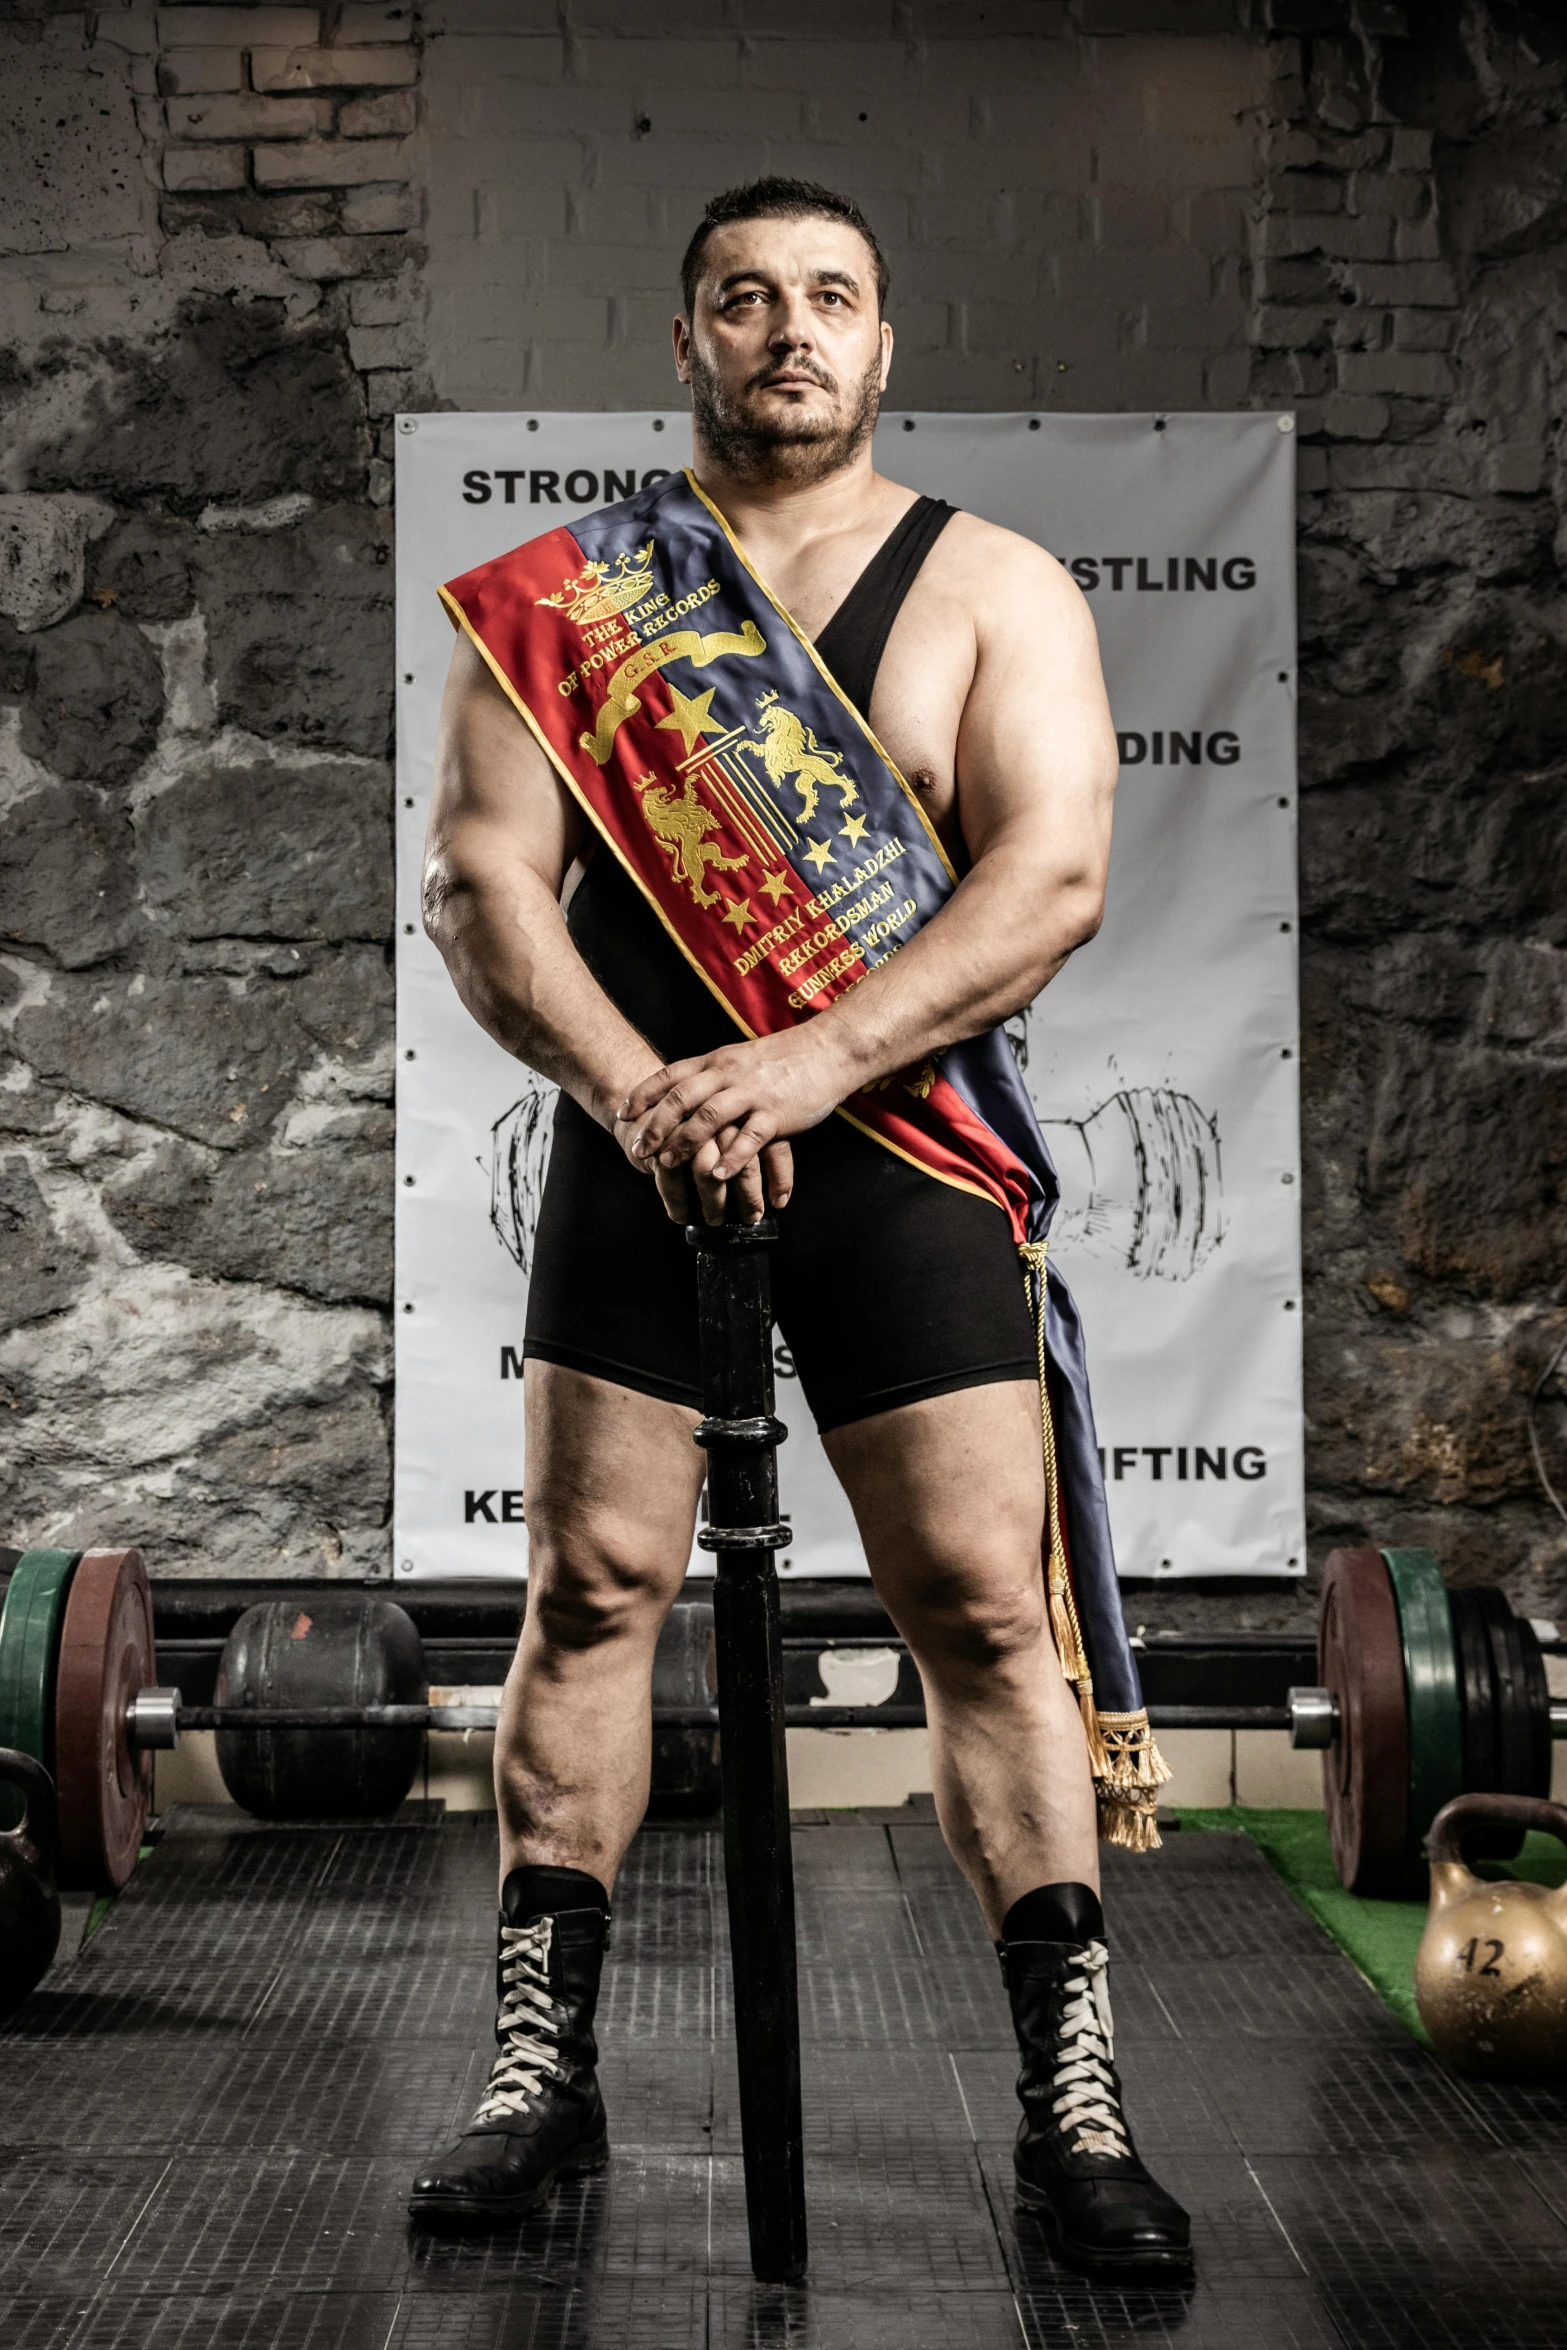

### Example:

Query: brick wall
xmin=2 ymin=1 xmax=1564 ymax=1620
xmin=419 ymin=4 xmax=1267 ymax=412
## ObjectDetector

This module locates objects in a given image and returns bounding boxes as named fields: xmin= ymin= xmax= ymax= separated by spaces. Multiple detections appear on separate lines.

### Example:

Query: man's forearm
xmin=806 ymin=839 xmax=1102 ymax=1099
xmin=427 ymin=865 xmax=656 ymax=1126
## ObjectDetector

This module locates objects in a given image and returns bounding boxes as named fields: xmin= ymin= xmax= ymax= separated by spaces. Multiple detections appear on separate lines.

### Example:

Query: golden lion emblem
xmin=744 ymin=693 xmax=860 ymax=826
xmin=632 ymin=774 xmax=747 ymax=908
xmin=536 ymin=542 xmax=655 ymax=626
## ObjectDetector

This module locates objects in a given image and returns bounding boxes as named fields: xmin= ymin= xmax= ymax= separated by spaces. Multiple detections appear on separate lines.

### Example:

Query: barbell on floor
xmin=3 ymin=1540 xmax=1563 ymax=1896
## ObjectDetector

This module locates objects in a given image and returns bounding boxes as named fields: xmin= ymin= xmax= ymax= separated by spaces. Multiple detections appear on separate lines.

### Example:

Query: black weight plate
xmin=1513 ymin=1612 xmax=1552 ymax=1800
xmin=1478 ymin=1589 xmax=1534 ymax=1798
xmin=1449 ymin=1589 xmax=1517 ymax=1861
xmin=1449 ymin=1591 xmax=1498 ymax=1792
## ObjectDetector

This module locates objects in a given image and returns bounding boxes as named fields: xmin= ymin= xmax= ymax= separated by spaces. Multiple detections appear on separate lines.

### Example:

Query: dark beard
xmin=689 ymin=346 xmax=883 ymax=485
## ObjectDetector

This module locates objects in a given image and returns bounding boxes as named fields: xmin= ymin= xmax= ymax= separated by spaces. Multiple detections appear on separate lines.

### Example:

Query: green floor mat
xmin=1174 ymin=1807 xmax=1567 ymax=2045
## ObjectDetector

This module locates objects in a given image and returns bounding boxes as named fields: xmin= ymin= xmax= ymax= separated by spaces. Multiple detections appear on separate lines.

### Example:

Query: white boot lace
xmin=1050 ymin=1941 xmax=1132 ymax=2162
xmin=472 ymin=1917 xmax=566 ymax=2125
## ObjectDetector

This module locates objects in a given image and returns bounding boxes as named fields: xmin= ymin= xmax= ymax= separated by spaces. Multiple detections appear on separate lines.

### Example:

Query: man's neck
xmin=690 ymin=440 xmax=894 ymax=551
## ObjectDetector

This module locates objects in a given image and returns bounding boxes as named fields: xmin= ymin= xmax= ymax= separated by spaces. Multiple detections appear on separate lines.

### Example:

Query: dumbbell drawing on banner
xmin=490 ymin=1077 xmax=558 ymax=1277
xmin=491 ymin=1063 xmax=1223 ymax=1288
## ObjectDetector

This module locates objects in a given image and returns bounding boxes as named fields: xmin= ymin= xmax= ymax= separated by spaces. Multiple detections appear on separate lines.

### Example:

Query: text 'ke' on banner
xmin=393 ymin=412 xmax=1302 ymax=1584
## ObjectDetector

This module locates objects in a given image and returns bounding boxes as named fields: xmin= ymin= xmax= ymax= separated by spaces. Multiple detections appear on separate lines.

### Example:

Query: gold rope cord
xmin=1019 ymin=1239 xmax=1170 ymax=1853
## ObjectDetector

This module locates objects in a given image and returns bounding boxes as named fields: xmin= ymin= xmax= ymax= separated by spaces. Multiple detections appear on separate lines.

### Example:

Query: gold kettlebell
xmin=1415 ymin=1793 xmax=1567 ymax=2080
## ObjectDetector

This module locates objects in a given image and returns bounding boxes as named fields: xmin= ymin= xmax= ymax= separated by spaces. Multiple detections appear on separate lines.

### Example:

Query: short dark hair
xmin=680 ymin=177 xmax=889 ymax=317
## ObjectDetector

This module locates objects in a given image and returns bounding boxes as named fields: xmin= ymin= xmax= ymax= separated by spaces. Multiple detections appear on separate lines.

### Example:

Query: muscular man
xmin=410 ymin=177 xmax=1190 ymax=2278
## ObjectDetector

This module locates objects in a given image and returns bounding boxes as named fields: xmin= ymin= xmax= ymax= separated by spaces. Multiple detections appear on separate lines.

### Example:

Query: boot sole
xmin=1014 ymin=2175 xmax=1193 ymax=2281
xmin=408 ymin=2136 xmax=610 ymax=2230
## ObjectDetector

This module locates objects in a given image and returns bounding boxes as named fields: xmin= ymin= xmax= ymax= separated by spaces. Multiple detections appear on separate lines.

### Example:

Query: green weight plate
xmin=1382 ymin=1547 xmax=1464 ymax=1876
xmin=0 ymin=1548 xmax=80 ymax=1829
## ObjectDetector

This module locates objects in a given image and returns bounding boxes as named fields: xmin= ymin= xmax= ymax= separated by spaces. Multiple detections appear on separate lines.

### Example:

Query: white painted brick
xmin=253 ymin=136 xmax=411 ymax=187
xmin=348 ymin=319 xmax=420 ymax=368
xmin=158 ymin=47 xmax=245 ymax=93
xmin=340 ymin=89 xmax=415 ymax=136
xmin=95 ymin=10 xmax=159 ymax=52
xmin=162 ymin=143 xmax=250 ymax=190
xmin=340 ymin=182 xmax=420 ymax=231
xmin=364 ymin=366 xmax=414 ymax=415
xmin=338 ymin=3 xmax=415 ymax=39
xmin=1233 ymin=1733 xmax=1322 ymax=1809
xmin=1338 ymin=348 xmax=1454 ymax=398
xmin=166 ymin=91 xmax=331 ymax=140
xmin=1323 ymin=391 xmax=1390 ymax=439
xmin=155 ymin=7 xmax=319 ymax=45
xmin=250 ymin=44 xmax=417 ymax=91
xmin=272 ymin=233 xmax=404 ymax=277
xmin=348 ymin=274 xmax=415 ymax=325
xmin=1344 ymin=260 xmax=1458 ymax=307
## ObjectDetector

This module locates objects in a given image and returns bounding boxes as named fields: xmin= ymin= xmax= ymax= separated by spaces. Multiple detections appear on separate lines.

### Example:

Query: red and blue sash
xmin=441 ymin=469 xmax=1166 ymax=1845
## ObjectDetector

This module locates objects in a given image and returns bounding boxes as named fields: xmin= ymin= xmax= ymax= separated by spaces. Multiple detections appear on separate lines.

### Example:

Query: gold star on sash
xmin=719 ymin=894 xmax=754 ymax=934
xmin=656 ymin=684 xmax=718 ymax=753
xmin=839 ymin=811 xmax=869 ymax=845
xmin=758 ymin=867 xmax=794 ymax=904
xmin=802 ymin=838 xmax=834 ymax=874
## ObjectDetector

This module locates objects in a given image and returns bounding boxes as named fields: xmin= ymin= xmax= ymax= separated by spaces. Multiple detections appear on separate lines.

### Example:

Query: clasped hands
xmin=613 ymin=1029 xmax=852 ymax=1225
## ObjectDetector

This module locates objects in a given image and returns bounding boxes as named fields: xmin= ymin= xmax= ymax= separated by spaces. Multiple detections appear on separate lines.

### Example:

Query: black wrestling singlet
xmin=564 ymin=495 xmax=957 ymax=1063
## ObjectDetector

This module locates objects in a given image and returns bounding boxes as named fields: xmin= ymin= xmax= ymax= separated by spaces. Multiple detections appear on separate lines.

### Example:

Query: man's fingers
xmin=632 ymin=1071 xmax=728 ymax=1161
xmin=653 ymin=1162 xmax=693 ymax=1224
xmin=620 ymin=1059 xmax=700 ymax=1123
xmin=732 ymin=1156 xmax=767 ymax=1224
xmin=708 ymin=1114 xmax=776 ymax=1183
xmin=761 ymin=1138 xmax=795 ymax=1210
xmin=691 ymin=1159 xmax=729 ymax=1228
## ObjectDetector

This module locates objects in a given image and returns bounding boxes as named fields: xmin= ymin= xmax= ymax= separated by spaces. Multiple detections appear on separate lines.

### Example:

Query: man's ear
xmin=672 ymin=312 xmax=692 ymax=384
xmin=879 ymin=318 xmax=894 ymax=392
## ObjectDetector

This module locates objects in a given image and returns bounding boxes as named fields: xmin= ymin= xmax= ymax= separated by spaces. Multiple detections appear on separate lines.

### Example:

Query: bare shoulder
xmin=927 ymin=509 xmax=1097 ymax=658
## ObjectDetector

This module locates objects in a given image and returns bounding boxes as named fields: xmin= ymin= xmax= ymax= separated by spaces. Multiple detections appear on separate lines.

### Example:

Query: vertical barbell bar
xmin=687 ymin=1211 xmax=808 ymax=2285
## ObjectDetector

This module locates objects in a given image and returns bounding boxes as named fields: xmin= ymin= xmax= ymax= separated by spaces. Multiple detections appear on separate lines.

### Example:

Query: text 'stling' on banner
xmin=394 ymin=412 xmax=1302 ymax=1583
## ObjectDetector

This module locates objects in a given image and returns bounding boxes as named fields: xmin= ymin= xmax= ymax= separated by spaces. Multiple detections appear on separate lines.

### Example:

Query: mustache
xmin=747 ymin=357 xmax=835 ymax=394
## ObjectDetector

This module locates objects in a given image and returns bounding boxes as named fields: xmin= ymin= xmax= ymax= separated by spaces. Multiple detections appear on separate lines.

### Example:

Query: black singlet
xmin=524 ymin=494 xmax=1038 ymax=1432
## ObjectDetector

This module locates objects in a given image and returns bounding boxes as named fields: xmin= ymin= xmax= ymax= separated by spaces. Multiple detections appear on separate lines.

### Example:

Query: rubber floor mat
xmin=2 ymin=1811 xmax=1564 ymax=2345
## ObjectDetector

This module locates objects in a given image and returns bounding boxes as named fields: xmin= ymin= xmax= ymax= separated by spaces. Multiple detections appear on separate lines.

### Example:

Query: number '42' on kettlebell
xmin=0 ymin=1747 xmax=62 ymax=2018
xmin=1415 ymin=1793 xmax=1567 ymax=2079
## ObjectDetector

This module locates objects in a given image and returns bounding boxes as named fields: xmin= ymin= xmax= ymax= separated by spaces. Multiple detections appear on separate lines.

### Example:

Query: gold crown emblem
xmin=536 ymin=541 xmax=656 ymax=625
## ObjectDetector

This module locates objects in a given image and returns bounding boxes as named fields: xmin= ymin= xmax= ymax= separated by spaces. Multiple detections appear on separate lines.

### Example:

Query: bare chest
xmin=856 ymin=564 xmax=975 ymax=861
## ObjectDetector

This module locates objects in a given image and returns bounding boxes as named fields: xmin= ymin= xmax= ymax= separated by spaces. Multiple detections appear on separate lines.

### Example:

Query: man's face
xmin=675 ymin=214 xmax=893 ymax=483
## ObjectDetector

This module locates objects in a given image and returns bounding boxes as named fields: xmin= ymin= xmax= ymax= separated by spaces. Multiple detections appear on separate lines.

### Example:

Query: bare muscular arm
xmin=621 ymin=530 xmax=1117 ymax=1187
xmin=422 ymin=634 xmax=793 ymax=1220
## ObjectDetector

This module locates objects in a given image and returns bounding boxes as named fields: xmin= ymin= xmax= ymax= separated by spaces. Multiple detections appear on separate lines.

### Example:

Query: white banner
xmin=394 ymin=412 xmax=1302 ymax=1586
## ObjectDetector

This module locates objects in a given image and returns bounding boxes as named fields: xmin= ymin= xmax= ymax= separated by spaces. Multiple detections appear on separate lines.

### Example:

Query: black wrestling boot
xmin=1001 ymin=1884 xmax=1191 ymax=2279
xmin=408 ymin=1864 xmax=611 ymax=2228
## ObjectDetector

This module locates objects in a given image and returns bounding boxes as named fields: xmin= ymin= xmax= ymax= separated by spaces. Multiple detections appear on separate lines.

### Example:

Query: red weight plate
xmin=1320 ymin=1545 xmax=1409 ymax=1896
xmin=54 ymin=1549 xmax=153 ymax=1893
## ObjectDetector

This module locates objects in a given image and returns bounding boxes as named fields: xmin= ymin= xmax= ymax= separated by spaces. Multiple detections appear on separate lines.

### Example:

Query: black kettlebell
xmin=0 ymin=1748 xmax=62 ymax=2018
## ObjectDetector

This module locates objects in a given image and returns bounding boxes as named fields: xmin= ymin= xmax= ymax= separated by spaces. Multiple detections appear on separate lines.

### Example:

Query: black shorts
xmin=523 ymin=1094 xmax=1037 ymax=1434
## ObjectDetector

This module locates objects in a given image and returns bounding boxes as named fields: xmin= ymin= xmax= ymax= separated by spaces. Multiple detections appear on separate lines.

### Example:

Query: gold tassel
xmin=1020 ymin=1240 xmax=1166 ymax=1852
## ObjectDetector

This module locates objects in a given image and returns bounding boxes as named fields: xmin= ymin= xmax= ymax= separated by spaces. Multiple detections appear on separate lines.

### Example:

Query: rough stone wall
xmin=1253 ymin=6 xmax=1567 ymax=1623
xmin=1 ymin=1 xmax=431 ymax=1576
xmin=1 ymin=0 xmax=1563 ymax=1613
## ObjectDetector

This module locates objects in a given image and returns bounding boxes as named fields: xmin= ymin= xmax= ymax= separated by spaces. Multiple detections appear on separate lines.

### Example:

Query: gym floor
xmin=3 ymin=1804 xmax=1564 ymax=2349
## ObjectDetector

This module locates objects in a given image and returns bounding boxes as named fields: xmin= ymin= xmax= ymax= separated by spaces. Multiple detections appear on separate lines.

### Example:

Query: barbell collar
xmin=1552 ymin=1700 xmax=1567 ymax=1739
xmin=1287 ymin=1685 xmax=1340 ymax=1749
xmin=693 ymin=1415 xmax=789 ymax=1451
xmin=697 ymin=1523 xmax=793 ymax=1553
xmin=125 ymin=1686 xmax=182 ymax=1751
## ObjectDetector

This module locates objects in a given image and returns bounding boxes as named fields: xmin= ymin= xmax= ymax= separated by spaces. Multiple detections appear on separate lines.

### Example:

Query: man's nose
xmin=769 ymin=299 xmax=815 ymax=350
